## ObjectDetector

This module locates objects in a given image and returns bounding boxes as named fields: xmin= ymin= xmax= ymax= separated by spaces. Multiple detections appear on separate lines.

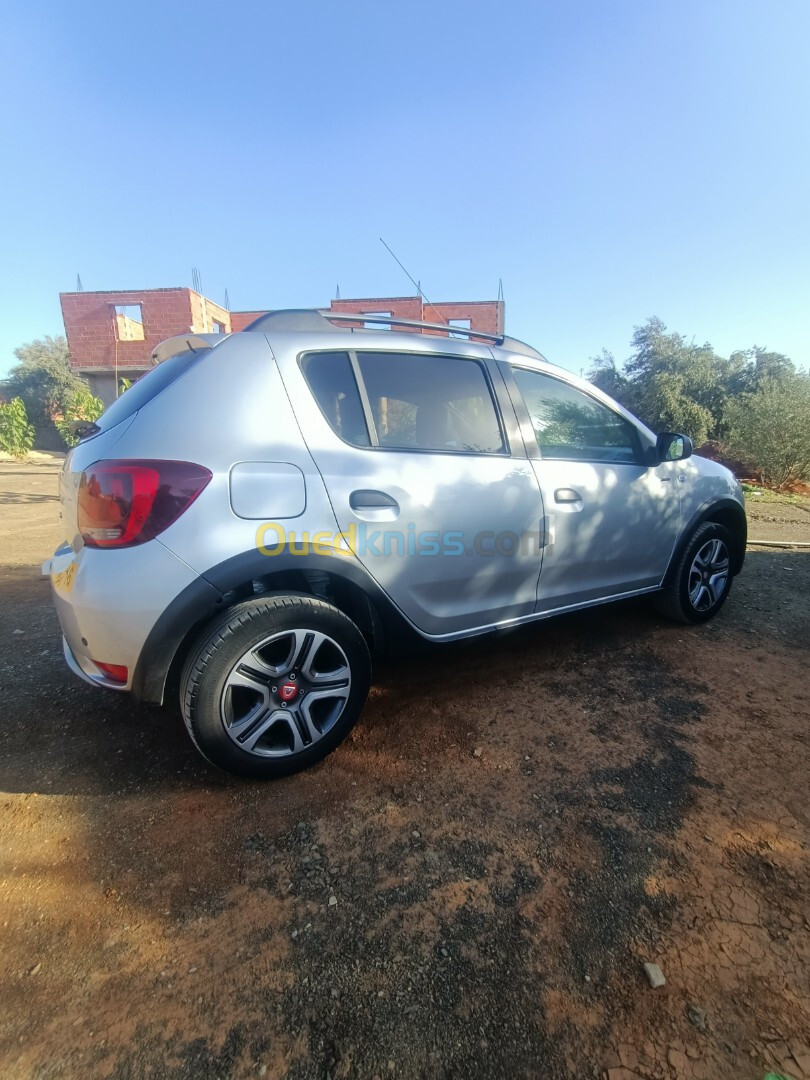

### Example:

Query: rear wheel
xmin=653 ymin=522 xmax=734 ymax=625
xmin=180 ymin=595 xmax=371 ymax=778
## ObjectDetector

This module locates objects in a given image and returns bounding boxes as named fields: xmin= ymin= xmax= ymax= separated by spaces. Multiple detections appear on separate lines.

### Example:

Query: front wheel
xmin=653 ymin=522 xmax=734 ymax=625
xmin=180 ymin=595 xmax=371 ymax=779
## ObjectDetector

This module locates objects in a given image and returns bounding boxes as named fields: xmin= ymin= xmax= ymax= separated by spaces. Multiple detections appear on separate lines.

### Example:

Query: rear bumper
xmin=44 ymin=539 xmax=205 ymax=694
xmin=62 ymin=635 xmax=128 ymax=692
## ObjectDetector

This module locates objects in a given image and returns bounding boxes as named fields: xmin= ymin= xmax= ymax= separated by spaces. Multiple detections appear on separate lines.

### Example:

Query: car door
xmin=504 ymin=363 xmax=681 ymax=612
xmin=287 ymin=346 xmax=546 ymax=637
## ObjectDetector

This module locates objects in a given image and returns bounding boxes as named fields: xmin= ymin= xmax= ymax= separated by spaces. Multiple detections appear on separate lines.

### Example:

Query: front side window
xmin=301 ymin=351 xmax=370 ymax=446
xmin=356 ymin=351 xmax=505 ymax=454
xmin=511 ymin=367 xmax=640 ymax=463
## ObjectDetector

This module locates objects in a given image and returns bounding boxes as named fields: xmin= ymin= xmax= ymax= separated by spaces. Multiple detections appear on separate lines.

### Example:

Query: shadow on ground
xmin=0 ymin=552 xmax=807 ymax=1079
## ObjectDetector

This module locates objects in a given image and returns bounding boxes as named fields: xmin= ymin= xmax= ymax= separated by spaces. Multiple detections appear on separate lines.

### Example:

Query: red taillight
xmin=78 ymin=459 xmax=211 ymax=549
xmin=95 ymin=662 xmax=128 ymax=683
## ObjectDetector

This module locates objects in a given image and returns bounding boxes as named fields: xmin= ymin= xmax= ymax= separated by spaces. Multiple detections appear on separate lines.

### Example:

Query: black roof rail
xmin=241 ymin=308 xmax=548 ymax=362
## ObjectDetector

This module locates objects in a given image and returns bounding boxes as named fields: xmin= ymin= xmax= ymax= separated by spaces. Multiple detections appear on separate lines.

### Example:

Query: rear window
xmin=356 ymin=351 xmax=505 ymax=454
xmin=300 ymin=351 xmax=371 ymax=446
xmin=94 ymin=348 xmax=207 ymax=432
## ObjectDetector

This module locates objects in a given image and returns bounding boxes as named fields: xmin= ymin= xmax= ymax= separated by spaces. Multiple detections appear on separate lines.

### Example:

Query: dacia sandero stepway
xmin=43 ymin=309 xmax=746 ymax=778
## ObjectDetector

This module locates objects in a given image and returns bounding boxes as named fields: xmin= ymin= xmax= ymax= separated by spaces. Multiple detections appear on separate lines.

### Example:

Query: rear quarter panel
xmin=101 ymin=333 xmax=342 ymax=577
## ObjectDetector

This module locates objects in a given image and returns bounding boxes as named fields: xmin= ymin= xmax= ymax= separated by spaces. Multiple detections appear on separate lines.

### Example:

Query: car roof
xmin=243 ymin=308 xmax=548 ymax=362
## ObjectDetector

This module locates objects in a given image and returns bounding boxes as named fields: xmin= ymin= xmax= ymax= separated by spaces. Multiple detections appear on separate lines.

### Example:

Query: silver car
xmin=43 ymin=309 xmax=746 ymax=778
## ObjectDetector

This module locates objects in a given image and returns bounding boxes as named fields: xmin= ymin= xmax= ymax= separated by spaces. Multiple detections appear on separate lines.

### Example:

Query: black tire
xmin=653 ymin=521 xmax=734 ymax=625
xmin=180 ymin=594 xmax=371 ymax=779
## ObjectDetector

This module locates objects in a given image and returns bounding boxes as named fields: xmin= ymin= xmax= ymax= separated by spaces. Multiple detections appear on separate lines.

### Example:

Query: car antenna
xmin=379 ymin=237 xmax=448 ymax=326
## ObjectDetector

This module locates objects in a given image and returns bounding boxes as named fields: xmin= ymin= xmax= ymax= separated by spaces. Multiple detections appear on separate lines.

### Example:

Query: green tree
xmin=641 ymin=371 xmax=716 ymax=446
xmin=1 ymin=336 xmax=90 ymax=447
xmin=723 ymin=374 xmax=810 ymax=490
xmin=587 ymin=318 xmax=798 ymax=447
xmin=622 ymin=318 xmax=731 ymax=444
xmin=727 ymin=346 xmax=795 ymax=396
xmin=588 ymin=349 xmax=630 ymax=403
xmin=0 ymin=397 xmax=35 ymax=459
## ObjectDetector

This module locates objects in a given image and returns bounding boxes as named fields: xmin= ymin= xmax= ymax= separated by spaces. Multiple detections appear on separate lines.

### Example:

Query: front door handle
xmin=554 ymin=488 xmax=582 ymax=504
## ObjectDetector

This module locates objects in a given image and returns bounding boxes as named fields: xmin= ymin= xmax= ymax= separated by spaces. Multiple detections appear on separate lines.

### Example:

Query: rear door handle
xmin=554 ymin=488 xmax=582 ymax=504
xmin=349 ymin=489 xmax=400 ymax=521
xmin=350 ymin=490 xmax=398 ymax=510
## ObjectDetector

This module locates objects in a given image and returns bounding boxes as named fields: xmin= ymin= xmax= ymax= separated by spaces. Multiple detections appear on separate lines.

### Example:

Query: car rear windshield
xmin=94 ymin=347 xmax=208 ymax=432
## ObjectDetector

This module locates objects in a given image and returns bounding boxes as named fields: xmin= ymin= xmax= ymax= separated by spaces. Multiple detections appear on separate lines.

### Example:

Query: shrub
xmin=54 ymin=386 xmax=105 ymax=448
xmin=0 ymin=397 xmax=35 ymax=459
xmin=723 ymin=375 xmax=810 ymax=490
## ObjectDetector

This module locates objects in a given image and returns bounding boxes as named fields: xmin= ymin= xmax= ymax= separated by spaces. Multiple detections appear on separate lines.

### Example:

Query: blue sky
xmin=1 ymin=0 xmax=808 ymax=378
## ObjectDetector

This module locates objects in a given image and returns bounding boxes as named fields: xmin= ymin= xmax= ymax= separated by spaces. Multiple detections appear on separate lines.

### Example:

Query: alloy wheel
xmin=688 ymin=538 xmax=729 ymax=612
xmin=220 ymin=629 xmax=352 ymax=757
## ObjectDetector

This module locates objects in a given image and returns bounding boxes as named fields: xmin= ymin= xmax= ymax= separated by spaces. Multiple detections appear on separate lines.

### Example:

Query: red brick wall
xmin=328 ymin=297 xmax=504 ymax=338
xmin=61 ymin=293 xmax=506 ymax=373
xmin=428 ymin=301 xmax=504 ymax=337
xmin=60 ymin=289 xmax=197 ymax=372
xmin=229 ymin=299 xmax=504 ymax=338
xmin=229 ymin=311 xmax=269 ymax=333
xmin=328 ymin=297 xmax=422 ymax=334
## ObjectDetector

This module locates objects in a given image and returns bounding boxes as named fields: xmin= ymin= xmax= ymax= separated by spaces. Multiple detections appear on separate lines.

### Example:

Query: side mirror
xmin=655 ymin=432 xmax=693 ymax=463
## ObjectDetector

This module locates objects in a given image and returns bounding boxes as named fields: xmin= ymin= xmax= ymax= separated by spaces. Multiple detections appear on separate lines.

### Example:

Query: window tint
xmin=356 ymin=351 xmax=504 ymax=454
xmin=512 ymin=367 xmax=639 ymax=463
xmin=301 ymin=352 xmax=370 ymax=446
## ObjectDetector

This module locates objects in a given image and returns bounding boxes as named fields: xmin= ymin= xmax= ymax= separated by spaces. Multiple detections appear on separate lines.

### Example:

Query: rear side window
xmin=511 ymin=367 xmax=640 ymax=463
xmin=356 ymin=352 xmax=505 ymax=454
xmin=95 ymin=348 xmax=206 ymax=432
xmin=301 ymin=352 xmax=370 ymax=446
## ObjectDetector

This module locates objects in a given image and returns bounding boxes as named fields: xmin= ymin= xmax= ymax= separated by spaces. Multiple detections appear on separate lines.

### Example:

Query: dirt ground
xmin=744 ymin=489 xmax=810 ymax=546
xmin=0 ymin=459 xmax=808 ymax=1080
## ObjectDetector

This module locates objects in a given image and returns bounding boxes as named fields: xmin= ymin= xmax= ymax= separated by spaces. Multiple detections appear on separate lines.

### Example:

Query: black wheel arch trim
xmin=662 ymin=497 xmax=747 ymax=587
xmin=131 ymin=546 xmax=417 ymax=705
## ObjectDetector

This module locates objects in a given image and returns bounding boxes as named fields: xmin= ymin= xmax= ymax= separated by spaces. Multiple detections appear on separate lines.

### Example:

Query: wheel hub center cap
xmin=279 ymin=682 xmax=299 ymax=702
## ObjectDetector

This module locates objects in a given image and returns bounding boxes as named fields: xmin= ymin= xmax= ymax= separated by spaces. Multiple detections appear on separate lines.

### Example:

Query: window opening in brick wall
xmin=113 ymin=304 xmax=145 ymax=341
xmin=362 ymin=311 xmax=393 ymax=330
xmin=448 ymin=318 xmax=472 ymax=339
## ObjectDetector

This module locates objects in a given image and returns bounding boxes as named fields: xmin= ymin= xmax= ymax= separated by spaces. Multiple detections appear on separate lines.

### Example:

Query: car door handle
xmin=349 ymin=489 xmax=400 ymax=521
xmin=554 ymin=488 xmax=582 ymax=504
xmin=350 ymin=490 xmax=398 ymax=510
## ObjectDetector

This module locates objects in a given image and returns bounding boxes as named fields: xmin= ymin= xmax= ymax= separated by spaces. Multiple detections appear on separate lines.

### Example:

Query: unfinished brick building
xmin=60 ymin=289 xmax=505 ymax=403
xmin=59 ymin=288 xmax=232 ymax=403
